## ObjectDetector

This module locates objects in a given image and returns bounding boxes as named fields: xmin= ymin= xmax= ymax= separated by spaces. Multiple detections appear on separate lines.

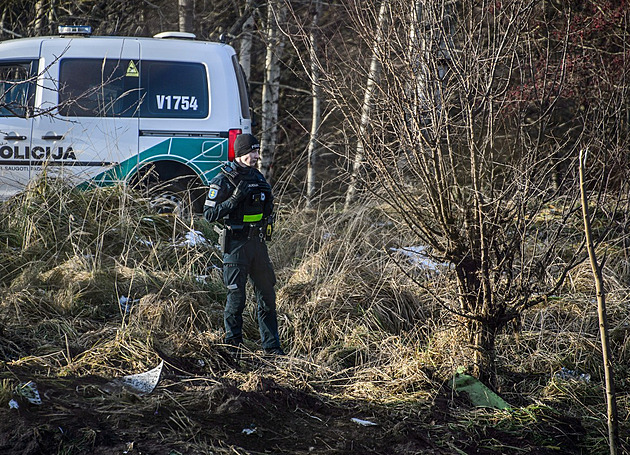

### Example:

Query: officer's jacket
xmin=204 ymin=161 xmax=273 ymax=226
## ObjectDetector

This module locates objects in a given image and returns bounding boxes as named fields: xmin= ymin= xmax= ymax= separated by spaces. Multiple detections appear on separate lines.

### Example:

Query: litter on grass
xmin=118 ymin=361 xmax=164 ymax=395
xmin=178 ymin=230 xmax=208 ymax=247
xmin=554 ymin=367 xmax=591 ymax=383
xmin=242 ymin=425 xmax=257 ymax=435
xmin=452 ymin=370 xmax=511 ymax=410
xmin=18 ymin=381 xmax=42 ymax=405
xmin=390 ymin=246 xmax=447 ymax=271
xmin=351 ymin=417 xmax=378 ymax=426
xmin=119 ymin=296 xmax=140 ymax=313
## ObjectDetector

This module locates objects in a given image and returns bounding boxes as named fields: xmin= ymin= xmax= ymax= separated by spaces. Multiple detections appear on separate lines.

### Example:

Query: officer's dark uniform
xmin=204 ymin=134 xmax=283 ymax=354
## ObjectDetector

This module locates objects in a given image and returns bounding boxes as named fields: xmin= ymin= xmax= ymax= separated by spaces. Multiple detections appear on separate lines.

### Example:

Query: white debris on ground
xmin=119 ymin=296 xmax=140 ymax=313
xmin=178 ymin=230 xmax=208 ymax=247
xmin=351 ymin=417 xmax=378 ymax=426
xmin=389 ymin=245 xmax=447 ymax=270
xmin=118 ymin=361 xmax=164 ymax=395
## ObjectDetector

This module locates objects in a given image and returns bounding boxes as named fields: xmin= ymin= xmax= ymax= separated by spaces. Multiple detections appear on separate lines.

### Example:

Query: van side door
xmin=33 ymin=38 xmax=140 ymax=187
xmin=0 ymin=42 xmax=38 ymax=199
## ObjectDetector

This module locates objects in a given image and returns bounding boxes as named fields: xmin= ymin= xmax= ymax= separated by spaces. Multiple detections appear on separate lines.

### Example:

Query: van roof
xmin=0 ymin=33 xmax=229 ymax=47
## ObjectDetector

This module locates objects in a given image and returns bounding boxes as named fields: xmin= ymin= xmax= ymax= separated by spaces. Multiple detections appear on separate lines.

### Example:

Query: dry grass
xmin=1 ymin=178 xmax=629 ymax=453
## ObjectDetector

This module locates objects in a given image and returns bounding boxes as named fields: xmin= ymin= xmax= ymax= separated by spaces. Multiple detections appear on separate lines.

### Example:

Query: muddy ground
xmin=0 ymin=348 xmax=585 ymax=455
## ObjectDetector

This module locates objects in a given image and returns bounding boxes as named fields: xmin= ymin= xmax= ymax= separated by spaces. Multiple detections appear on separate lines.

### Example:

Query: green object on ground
xmin=452 ymin=372 xmax=511 ymax=410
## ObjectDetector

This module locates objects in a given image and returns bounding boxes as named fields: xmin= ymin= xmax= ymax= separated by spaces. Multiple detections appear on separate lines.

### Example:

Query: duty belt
xmin=228 ymin=224 xmax=265 ymax=240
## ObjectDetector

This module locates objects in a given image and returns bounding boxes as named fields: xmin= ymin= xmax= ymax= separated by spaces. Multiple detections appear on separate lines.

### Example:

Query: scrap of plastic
xmin=8 ymin=399 xmax=19 ymax=409
xmin=179 ymin=230 xmax=208 ymax=247
xmin=119 ymin=296 xmax=140 ymax=313
xmin=389 ymin=246 xmax=447 ymax=270
xmin=452 ymin=371 xmax=511 ymax=410
xmin=242 ymin=428 xmax=257 ymax=435
xmin=18 ymin=381 xmax=42 ymax=405
xmin=554 ymin=367 xmax=591 ymax=383
xmin=120 ymin=361 xmax=164 ymax=394
xmin=351 ymin=417 xmax=378 ymax=426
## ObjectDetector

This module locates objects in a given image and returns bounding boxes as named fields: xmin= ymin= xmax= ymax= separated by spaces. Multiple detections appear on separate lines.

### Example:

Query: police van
xmin=0 ymin=26 xmax=252 ymax=213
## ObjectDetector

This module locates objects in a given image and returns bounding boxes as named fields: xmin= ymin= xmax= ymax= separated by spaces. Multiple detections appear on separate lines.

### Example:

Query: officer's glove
xmin=229 ymin=180 xmax=253 ymax=204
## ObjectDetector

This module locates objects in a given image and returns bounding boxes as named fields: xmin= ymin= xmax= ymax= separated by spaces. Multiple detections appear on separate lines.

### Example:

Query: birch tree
xmin=343 ymin=0 xmax=389 ymax=210
xmin=259 ymin=0 xmax=288 ymax=181
xmin=178 ymin=0 xmax=194 ymax=34
xmin=306 ymin=0 xmax=322 ymax=207
xmin=238 ymin=0 xmax=256 ymax=80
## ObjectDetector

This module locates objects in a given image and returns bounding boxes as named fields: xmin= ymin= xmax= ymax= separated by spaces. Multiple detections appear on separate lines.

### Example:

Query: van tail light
xmin=228 ymin=129 xmax=242 ymax=161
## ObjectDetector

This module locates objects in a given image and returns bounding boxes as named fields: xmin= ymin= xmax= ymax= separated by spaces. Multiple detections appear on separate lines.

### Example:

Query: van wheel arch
xmin=130 ymin=161 xmax=207 ymax=216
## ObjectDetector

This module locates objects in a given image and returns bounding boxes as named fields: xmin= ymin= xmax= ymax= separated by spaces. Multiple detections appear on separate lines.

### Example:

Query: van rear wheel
xmin=148 ymin=180 xmax=204 ymax=220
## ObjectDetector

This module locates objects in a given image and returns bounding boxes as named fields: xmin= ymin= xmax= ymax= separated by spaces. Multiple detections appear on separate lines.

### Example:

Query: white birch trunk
xmin=344 ymin=0 xmax=389 ymax=210
xmin=239 ymin=0 xmax=255 ymax=80
xmin=306 ymin=0 xmax=322 ymax=207
xmin=34 ymin=0 xmax=45 ymax=35
xmin=178 ymin=0 xmax=194 ymax=34
xmin=259 ymin=0 xmax=288 ymax=181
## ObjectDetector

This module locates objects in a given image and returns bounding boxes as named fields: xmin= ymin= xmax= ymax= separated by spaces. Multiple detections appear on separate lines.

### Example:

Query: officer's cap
xmin=234 ymin=134 xmax=260 ymax=157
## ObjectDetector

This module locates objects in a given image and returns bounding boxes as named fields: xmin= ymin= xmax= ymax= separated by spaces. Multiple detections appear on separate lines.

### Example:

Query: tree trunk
xmin=306 ymin=0 xmax=322 ymax=207
xmin=34 ymin=0 xmax=46 ymax=36
xmin=179 ymin=0 xmax=194 ymax=34
xmin=579 ymin=149 xmax=619 ymax=455
xmin=470 ymin=319 xmax=496 ymax=385
xmin=343 ymin=0 xmax=389 ymax=210
xmin=259 ymin=0 xmax=288 ymax=181
xmin=239 ymin=0 xmax=255 ymax=80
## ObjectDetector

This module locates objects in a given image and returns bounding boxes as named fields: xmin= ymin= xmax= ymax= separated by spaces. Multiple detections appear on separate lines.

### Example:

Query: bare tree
xmin=323 ymin=0 xmax=616 ymax=382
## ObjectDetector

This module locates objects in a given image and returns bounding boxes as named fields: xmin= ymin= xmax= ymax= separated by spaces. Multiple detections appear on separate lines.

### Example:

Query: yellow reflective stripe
xmin=243 ymin=213 xmax=263 ymax=222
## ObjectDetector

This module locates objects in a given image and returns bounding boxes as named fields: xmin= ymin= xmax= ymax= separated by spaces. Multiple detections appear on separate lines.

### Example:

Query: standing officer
xmin=204 ymin=133 xmax=284 ymax=355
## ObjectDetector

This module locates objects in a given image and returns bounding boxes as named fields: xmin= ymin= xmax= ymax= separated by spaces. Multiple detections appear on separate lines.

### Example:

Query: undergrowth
xmin=0 ymin=177 xmax=628 ymax=454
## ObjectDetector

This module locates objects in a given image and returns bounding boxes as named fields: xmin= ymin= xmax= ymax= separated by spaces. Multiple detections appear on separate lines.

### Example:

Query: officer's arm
xmin=204 ymin=180 xmax=235 ymax=222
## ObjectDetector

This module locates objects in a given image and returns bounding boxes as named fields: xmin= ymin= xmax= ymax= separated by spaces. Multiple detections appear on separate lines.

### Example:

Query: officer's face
xmin=237 ymin=150 xmax=260 ymax=167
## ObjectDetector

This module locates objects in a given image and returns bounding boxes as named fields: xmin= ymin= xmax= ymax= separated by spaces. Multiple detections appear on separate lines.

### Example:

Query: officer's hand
xmin=230 ymin=180 xmax=252 ymax=203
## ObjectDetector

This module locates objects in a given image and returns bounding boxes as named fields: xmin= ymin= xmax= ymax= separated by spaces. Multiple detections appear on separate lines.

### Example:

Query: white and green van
xmin=0 ymin=26 xmax=252 ymax=212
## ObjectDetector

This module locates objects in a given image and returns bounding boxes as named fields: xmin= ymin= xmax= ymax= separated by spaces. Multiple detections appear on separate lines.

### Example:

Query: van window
xmin=0 ymin=60 xmax=37 ymax=117
xmin=58 ymin=58 xmax=141 ymax=117
xmin=139 ymin=61 xmax=208 ymax=119
xmin=58 ymin=59 xmax=208 ymax=119
xmin=232 ymin=56 xmax=251 ymax=120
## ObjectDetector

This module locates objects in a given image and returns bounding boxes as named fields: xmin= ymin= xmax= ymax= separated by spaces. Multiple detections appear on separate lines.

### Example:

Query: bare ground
xmin=0 ymin=348 xmax=586 ymax=455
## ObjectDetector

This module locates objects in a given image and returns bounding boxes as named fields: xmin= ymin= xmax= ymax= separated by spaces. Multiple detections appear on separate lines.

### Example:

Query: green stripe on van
xmin=90 ymin=137 xmax=227 ymax=187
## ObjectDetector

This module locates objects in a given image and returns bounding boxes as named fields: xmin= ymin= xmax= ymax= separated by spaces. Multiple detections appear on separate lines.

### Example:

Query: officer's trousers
xmin=222 ymin=234 xmax=280 ymax=350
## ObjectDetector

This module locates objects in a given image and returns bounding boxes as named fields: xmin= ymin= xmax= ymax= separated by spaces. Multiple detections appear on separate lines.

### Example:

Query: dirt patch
xmin=0 ymin=366 xmax=436 ymax=454
xmin=0 ymin=354 xmax=588 ymax=455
